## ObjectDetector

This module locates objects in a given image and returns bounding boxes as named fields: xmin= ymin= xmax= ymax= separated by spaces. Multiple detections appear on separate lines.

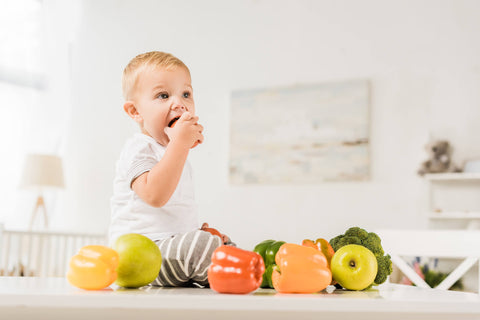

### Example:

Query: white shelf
xmin=428 ymin=212 xmax=480 ymax=220
xmin=425 ymin=173 xmax=480 ymax=227
xmin=425 ymin=172 xmax=480 ymax=181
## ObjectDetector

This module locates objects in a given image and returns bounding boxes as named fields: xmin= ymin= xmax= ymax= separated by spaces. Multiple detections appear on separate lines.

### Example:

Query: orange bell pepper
xmin=208 ymin=245 xmax=265 ymax=294
xmin=272 ymin=243 xmax=332 ymax=293
xmin=67 ymin=245 xmax=119 ymax=290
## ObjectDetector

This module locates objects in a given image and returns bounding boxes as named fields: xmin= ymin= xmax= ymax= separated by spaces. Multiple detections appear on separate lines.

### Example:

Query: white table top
xmin=1 ymin=277 xmax=479 ymax=320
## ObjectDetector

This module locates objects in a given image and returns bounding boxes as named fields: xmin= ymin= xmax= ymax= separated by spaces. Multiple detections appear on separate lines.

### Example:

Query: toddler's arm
xmin=131 ymin=112 xmax=203 ymax=207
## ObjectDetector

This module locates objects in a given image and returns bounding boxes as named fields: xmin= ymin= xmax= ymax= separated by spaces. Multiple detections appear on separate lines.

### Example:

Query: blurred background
xmin=1 ymin=0 xmax=480 ymax=252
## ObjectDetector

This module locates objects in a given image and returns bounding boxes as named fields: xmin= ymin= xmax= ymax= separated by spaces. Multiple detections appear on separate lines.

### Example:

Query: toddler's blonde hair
xmin=122 ymin=51 xmax=190 ymax=100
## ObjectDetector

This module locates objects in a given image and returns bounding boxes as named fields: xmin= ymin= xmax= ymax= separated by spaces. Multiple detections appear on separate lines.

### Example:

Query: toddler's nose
xmin=171 ymin=104 xmax=187 ymax=112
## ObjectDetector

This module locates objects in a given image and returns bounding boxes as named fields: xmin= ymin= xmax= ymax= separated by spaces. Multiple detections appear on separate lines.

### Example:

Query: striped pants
xmin=152 ymin=229 xmax=223 ymax=287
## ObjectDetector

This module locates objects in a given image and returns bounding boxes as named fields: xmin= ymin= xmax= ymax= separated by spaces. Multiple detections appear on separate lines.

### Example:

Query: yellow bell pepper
xmin=302 ymin=238 xmax=335 ymax=267
xmin=272 ymin=243 xmax=332 ymax=294
xmin=67 ymin=245 xmax=119 ymax=290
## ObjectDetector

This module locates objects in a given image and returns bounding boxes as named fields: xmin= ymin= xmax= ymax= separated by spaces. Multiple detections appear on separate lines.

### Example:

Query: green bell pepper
xmin=253 ymin=240 xmax=285 ymax=288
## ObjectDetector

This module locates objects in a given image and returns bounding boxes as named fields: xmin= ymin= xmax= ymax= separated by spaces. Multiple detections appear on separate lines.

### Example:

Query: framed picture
xmin=229 ymin=79 xmax=370 ymax=184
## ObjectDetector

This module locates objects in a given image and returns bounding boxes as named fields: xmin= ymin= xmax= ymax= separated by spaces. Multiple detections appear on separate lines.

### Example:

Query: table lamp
xmin=19 ymin=154 xmax=65 ymax=230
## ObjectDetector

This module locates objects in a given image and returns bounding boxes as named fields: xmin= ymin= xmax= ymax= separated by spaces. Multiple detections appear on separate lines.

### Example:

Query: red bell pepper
xmin=208 ymin=245 xmax=265 ymax=294
xmin=272 ymin=243 xmax=332 ymax=294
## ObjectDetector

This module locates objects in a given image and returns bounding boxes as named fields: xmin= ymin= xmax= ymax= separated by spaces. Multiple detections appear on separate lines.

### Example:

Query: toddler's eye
xmin=183 ymin=92 xmax=191 ymax=98
xmin=158 ymin=92 xmax=169 ymax=99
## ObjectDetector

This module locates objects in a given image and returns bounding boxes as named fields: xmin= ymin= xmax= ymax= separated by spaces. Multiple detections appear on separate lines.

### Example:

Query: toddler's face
xmin=133 ymin=66 xmax=194 ymax=146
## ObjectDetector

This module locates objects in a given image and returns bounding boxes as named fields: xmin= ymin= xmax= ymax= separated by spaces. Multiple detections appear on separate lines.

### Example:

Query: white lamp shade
xmin=19 ymin=154 xmax=65 ymax=189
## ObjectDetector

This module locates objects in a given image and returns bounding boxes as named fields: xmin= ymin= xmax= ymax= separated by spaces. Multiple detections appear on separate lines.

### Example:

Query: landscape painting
xmin=229 ymin=79 xmax=370 ymax=184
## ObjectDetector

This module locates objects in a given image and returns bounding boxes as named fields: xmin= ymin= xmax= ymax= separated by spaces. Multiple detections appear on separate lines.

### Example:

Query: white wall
xmin=48 ymin=0 xmax=480 ymax=250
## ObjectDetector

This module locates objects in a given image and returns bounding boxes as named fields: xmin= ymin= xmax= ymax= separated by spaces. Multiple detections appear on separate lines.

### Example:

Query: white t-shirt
xmin=109 ymin=133 xmax=199 ymax=245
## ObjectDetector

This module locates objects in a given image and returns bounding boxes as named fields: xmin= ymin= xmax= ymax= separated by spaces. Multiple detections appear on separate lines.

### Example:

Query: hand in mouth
xmin=168 ymin=116 xmax=181 ymax=128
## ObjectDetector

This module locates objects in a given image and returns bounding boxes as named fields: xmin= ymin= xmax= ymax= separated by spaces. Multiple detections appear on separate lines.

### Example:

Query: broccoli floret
xmin=344 ymin=227 xmax=369 ymax=240
xmin=374 ymin=254 xmax=392 ymax=285
xmin=329 ymin=235 xmax=341 ymax=249
xmin=361 ymin=232 xmax=384 ymax=256
xmin=329 ymin=227 xmax=393 ymax=287
xmin=336 ymin=235 xmax=362 ymax=247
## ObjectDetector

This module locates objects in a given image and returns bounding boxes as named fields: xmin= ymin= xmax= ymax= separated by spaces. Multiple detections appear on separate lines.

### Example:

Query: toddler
xmin=110 ymin=51 xmax=230 ymax=287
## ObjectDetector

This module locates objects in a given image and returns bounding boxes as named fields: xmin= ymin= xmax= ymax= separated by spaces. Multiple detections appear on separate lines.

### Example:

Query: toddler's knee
xmin=197 ymin=230 xmax=223 ymax=251
xmin=186 ymin=230 xmax=222 ymax=270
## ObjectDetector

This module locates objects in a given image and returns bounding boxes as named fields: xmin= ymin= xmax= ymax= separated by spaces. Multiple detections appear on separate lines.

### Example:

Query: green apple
xmin=330 ymin=244 xmax=377 ymax=290
xmin=113 ymin=233 xmax=162 ymax=288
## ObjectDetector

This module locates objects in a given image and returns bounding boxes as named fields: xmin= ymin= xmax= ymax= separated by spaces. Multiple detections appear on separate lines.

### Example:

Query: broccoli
xmin=374 ymin=254 xmax=392 ymax=284
xmin=329 ymin=227 xmax=392 ymax=285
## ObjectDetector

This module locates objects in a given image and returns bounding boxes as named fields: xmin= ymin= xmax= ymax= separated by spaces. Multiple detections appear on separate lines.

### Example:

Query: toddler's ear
xmin=124 ymin=101 xmax=142 ymax=123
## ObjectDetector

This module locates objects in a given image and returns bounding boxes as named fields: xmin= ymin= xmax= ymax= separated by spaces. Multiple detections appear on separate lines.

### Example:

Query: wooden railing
xmin=0 ymin=225 xmax=107 ymax=277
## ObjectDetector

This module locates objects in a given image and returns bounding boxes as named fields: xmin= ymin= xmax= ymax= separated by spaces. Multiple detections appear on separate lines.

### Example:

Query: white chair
xmin=375 ymin=229 xmax=480 ymax=291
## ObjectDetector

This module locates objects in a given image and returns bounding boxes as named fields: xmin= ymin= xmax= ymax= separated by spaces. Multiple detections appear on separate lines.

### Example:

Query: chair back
xmin=376 ymin=229 xmax=480 ymax=258
xmin=375 ymin=229 xmax=480 ymax=291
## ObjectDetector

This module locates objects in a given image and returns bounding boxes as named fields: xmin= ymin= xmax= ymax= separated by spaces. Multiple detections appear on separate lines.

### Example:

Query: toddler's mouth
xmin=168 ymin=116 xmax=181 ymax=128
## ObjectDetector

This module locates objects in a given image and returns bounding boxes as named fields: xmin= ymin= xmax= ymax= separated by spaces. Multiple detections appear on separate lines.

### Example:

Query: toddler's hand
xmin=201 ymin=222 xmax=231 ymax=245
xmin=164 ymin=112 xmax=204 ymax=149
